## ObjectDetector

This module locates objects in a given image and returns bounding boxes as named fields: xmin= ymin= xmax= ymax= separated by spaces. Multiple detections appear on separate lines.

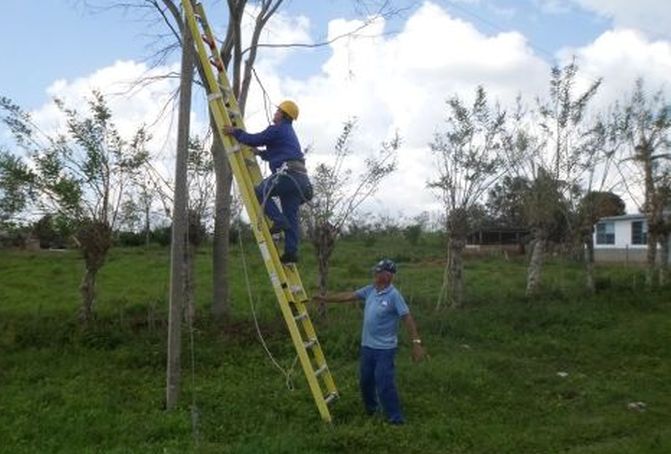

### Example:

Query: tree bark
xmin=166 ymin=21 xmax=194 ymax=410
xmin=79 ymin=267 xmax=98 ymax=321
xmin=440 ymin=208 xmax=468 ymax=308
xmin=77 ymin=220 xmax=112 ymax=322
xmin=659 ymin=233 xmax=669 ymax=286
xmin=211 ymin=133 xmax=233 ymax=321
xmin=447 ymin=234 xmax=466 ymax=308
xmin=645 ymin=231 xmax=657 ymax=289
xmin=185 ymin=240 xmax=196 ymax=324
xmin=526 ymin=227 xmax=547 ymax=296
xmin=144 ymin=201 xmax=151 ymax=247
xmin=313 ymin=222 xmax=337 ymax=315
xmin=584 ymin=232 xmax=595 ymax=293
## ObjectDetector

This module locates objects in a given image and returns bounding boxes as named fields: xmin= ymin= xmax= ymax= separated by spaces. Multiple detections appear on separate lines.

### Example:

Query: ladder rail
xmin=181 ymin=0 xmax=338 ymax=423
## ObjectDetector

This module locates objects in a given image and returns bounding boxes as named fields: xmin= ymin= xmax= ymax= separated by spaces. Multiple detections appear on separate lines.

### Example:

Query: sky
xmin=1 ymin=0 xmax=671 ymax=220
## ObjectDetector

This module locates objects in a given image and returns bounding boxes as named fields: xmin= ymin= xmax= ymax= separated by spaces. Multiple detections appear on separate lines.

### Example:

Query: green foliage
xmin=0 ymin=148 xmax=35 ymax=226
xmin=578 ymin=191 xmax=627 ymax=231
xmin=1 ymin=238 xmax=670 ymax=452
xmin=429 ymin=85 xmax=506 ymax=215
xmin=32 ymin=214 xmax=75 ymax=249
xmin=403 ymin=223 xmax=423 ymax=245
xmin=0 ymin=91 xmax=149 ymax=226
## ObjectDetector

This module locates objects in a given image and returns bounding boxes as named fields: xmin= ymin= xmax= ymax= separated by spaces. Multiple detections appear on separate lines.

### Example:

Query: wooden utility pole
xmin=166 ymin=17 xmax=194 ymax=410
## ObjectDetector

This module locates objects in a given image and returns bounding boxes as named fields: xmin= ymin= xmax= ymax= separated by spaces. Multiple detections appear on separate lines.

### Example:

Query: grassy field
xmin=1 ymin=234 xmax=670 ymax=453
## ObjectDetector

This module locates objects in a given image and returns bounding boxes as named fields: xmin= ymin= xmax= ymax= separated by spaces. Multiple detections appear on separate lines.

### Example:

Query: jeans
xmin=359 ymin=346 xmax=404 ymax=424
xmin=254 ymin=170 xmax=311 ymax=255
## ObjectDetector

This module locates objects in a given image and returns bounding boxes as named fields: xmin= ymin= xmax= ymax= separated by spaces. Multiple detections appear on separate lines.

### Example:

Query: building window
xmin=632 ymin=220 xmax=647 ymax=245
xmin=596 ymin=222 xmax=615 ymax=245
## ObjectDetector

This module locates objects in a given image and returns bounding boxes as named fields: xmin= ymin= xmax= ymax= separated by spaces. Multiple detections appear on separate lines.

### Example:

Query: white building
xmin=593 ymin=213 xmax=671 ymax=263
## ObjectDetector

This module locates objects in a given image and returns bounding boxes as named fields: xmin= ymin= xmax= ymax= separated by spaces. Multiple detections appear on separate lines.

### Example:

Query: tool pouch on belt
xmin=284 ymin=159 xmax=313 ymax=203
xmin=301 ymin=181 xmax=314 ymax=204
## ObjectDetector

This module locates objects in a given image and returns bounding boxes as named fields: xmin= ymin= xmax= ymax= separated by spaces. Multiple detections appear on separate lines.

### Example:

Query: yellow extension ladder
xmin=181 ymin=0 xmax=338 ymax=423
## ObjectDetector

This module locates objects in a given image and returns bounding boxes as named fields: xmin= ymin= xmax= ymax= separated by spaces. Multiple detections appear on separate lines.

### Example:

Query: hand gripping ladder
xmin=181 ymin=0 xmax=338 ymax=423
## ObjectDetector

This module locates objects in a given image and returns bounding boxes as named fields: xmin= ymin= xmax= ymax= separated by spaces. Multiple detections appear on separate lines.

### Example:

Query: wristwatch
xmin=412 ymin=338 xmax=422 ymax=345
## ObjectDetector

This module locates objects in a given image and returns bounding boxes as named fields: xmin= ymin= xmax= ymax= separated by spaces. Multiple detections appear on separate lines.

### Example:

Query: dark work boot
xmin=280 ymin=252 xmax=298 ymax=264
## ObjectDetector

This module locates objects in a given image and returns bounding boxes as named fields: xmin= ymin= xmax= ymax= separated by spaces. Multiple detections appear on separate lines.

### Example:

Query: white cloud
xmin=559 ymin=29 xmax=671 ymax=212
xmin=251 ymin=1 xmax=549 ymax=216
xmin=570 ymin=0 xmax=671 ymax=39
xmin=32 ymin=60 xmax=189 ymax=153
xmin=24 ymin=0 xmax=671 ymax=219
xmin=560 ymin=28 xmax=671 ymax=107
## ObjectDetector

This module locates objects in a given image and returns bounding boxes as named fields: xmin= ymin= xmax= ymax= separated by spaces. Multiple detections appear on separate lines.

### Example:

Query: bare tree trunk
xmin=211 ymin=135 xmax=233 ymax=321
xmin=447 ymin=234 xmax=466 ymax=308
xmin=313 ymin=223 xmax=337 ymax=315
xmin=659 ymin=233 xmax=669 ymax=286
xmin=526 ymin=227 xmax=547 ymax=296
xmin=185 ymin=241 xmax=196 ymax=323
xmin=439 ymin=208 xmax=468 ymax=309
xmin=166 ymin=21 xmax=194 ymax=410
xmin=77 ymin=220 xmax=112 ymax=322
xmin=317 ymin=254 xmax=330 ymax=295
xmin=584 ymin=234 xmax=595 ymax=293
xmin=79 ymin=267 xmax=98 ymax=321
xmin=144 ymin=202 xmax=151 ymax=247
xmin=645 ymin=231 xmax=657 ymax=289
xmin=436 ymin=252 xmax=450 ymax=311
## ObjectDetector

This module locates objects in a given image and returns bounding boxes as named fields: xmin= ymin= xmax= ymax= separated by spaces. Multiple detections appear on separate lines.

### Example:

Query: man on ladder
xmin=224 ymin=100 xmax=312 ymax=264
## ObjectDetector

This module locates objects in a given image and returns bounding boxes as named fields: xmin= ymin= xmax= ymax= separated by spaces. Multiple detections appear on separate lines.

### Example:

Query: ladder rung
xmin=202 ymin=34 xmax=215 ymax=49
xmin=315 ymin=364 xmax=328 ymax=377
xmin=294 ymin=312 xmax=308 ymax=322
xmin=324 ymin=392 xmax=338 ymax=405
xmin=304 ymin=338 xmax=317 ymax=349
xmin=209 ymin=58 xmax=223 ymax=71
xmin=226 ymin=144 xmax=241 ymax=154
xmin=290 ymin=285 xmax=303 ymax=294
xmin=207 ymin=92 xmax=223 ymax=101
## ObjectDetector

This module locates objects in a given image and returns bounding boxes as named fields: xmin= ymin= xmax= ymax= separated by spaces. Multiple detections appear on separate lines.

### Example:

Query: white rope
xmin=234 ymin=185 xmax=299 ymax=391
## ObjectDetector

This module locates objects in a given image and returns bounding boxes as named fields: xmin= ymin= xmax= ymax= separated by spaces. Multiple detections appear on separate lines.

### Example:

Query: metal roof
xmin=597 ymin=213 xmax=646 ymax=222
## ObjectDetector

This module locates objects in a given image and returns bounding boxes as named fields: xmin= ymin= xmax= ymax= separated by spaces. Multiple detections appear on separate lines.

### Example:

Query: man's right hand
xmin=311 ymin=295 xmax=327 ymax=304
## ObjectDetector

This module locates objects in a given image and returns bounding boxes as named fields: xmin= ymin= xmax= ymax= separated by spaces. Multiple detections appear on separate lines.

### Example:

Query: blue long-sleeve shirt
xmin=232 ymin=120 xmax=304 ymax=173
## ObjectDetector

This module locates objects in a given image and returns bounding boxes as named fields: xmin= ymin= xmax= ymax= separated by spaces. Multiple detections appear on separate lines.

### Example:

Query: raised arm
xmin=312 ymin=291 xmax=360 ymax=304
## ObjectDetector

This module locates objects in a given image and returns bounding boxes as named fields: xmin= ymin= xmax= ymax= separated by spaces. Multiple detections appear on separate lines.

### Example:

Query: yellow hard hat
xmin=278 ymin=100 xmax=299 ymax=120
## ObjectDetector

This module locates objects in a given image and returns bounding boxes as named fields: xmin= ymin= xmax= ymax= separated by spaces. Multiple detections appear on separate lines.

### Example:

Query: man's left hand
xmin=222 ymin=125 xmax=236 ymax=135
xmin=411 ymin=343 xmax=427 ymax=362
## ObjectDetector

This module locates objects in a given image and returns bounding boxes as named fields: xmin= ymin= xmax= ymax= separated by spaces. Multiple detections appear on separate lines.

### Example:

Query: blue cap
xmin=373 ymin=259 xmax=397 ymax=274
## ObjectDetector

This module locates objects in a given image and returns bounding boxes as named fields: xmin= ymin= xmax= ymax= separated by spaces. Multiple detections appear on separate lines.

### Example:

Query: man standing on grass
xmin=313 ymin=259 xmax=426 ymax=425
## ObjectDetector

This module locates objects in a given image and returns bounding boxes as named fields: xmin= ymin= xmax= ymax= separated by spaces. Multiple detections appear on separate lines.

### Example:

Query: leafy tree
xmin=486 ymin=175 xmax=530 ymax=228
xmin=504 ymin=62 xmax=601 ymax=296
xmin=0 ymin=91 xmax=148 ymax=320
xmin=32 ymin=214 xmax=75 ymax=249
xmin=305 ymin=119 xmax=398 ymax=307
xmin=615 ymin=79 xmax=671 ymax=287
xmin=0 ymin=148 xmax=34 ymax=228
xmin=429 ymin=86 xmax=505 ymax=308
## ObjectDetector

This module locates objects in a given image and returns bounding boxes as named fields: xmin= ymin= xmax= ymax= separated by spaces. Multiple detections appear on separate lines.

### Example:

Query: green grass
xmin=1 ymin=235 xmax=670 ymax=453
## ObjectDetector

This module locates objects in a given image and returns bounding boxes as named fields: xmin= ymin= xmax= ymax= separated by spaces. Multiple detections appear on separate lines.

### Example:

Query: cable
xmin=234 ymin=184 xmax=299 ymax=391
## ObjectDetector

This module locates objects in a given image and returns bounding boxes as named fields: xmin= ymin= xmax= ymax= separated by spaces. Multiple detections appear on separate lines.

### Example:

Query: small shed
xmin=466 ymin=227 xmax=528 ymax=255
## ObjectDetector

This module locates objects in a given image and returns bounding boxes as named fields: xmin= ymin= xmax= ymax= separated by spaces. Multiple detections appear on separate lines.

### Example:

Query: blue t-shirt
xmin=232 ymin=120 xmax=303 ymax=173
xmin=355 ymin=284 xmax=410 ymax=349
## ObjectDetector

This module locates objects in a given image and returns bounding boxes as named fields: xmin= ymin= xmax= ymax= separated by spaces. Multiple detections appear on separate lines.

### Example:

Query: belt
xmin=282 ymin=159 xmax=307 ymax=174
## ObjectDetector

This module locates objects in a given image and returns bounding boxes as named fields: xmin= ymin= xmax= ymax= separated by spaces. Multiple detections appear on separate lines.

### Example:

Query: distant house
xmin=466 ymin=227 xmax=529 ymax=255
xmin=593 ymin=213 xmax=669 ymax=263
